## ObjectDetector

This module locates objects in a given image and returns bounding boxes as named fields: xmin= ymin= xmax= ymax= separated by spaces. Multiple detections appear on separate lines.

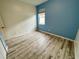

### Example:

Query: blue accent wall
xmin=36 ymin=0 xmax=79 ymax=40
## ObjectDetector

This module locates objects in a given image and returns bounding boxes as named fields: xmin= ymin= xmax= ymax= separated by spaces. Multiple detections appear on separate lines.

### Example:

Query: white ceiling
xmin=19 ymin=0 xmax=48 ymax=6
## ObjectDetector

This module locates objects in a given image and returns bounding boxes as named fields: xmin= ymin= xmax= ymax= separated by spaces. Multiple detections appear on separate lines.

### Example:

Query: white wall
xmin=0 ymin=41 xmax=6 ymax=59
xmin=75 ymin=29 xmax=79 ymax=59
xmin=0 ymin=32 xmax=7 ymax=59
xmin=0 ymin=0 xmax=36 ymax=39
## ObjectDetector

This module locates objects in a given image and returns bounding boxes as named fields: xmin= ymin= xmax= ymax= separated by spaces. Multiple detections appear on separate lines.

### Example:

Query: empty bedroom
xmin=0 ymin=0 xmax=79 ymax=59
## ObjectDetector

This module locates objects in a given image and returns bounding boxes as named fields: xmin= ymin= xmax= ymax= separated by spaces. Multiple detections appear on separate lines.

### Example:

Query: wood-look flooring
xmin=6 ymin=31 xmax=75 ymax=59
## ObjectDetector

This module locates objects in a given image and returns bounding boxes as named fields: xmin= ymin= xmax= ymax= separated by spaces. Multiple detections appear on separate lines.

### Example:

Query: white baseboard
xmin=38 ymin=30 xmax=74 ymax=42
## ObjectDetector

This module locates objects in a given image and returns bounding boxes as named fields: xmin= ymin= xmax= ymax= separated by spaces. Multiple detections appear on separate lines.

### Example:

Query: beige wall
xmin=74 ymin=29 xmax=79 ymax=59
xmin=0 ymin=0 xmax=36 ymax=39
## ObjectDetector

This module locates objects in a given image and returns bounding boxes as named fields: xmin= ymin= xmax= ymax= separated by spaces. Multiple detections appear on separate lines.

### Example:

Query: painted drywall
xmin=19 ymin=0 xmax=48 ymax=6
xmin=36 ymin=0 xmax=79 ymax=39
xmin=0 ymin=0 xmax=36 ymax=39
xmin=75 ymin=29 xmax=79 ymax=59
xmin=0 ymin=32 xmax=7 ymax=59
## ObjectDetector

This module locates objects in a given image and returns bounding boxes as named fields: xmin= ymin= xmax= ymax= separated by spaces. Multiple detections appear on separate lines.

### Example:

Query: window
xmin=38 ymin=9 xmax=45 ymax=25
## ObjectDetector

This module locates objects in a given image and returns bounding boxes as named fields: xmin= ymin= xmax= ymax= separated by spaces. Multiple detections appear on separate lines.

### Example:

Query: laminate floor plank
xmin=6 ymin=31 xmax=74 ymax=59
